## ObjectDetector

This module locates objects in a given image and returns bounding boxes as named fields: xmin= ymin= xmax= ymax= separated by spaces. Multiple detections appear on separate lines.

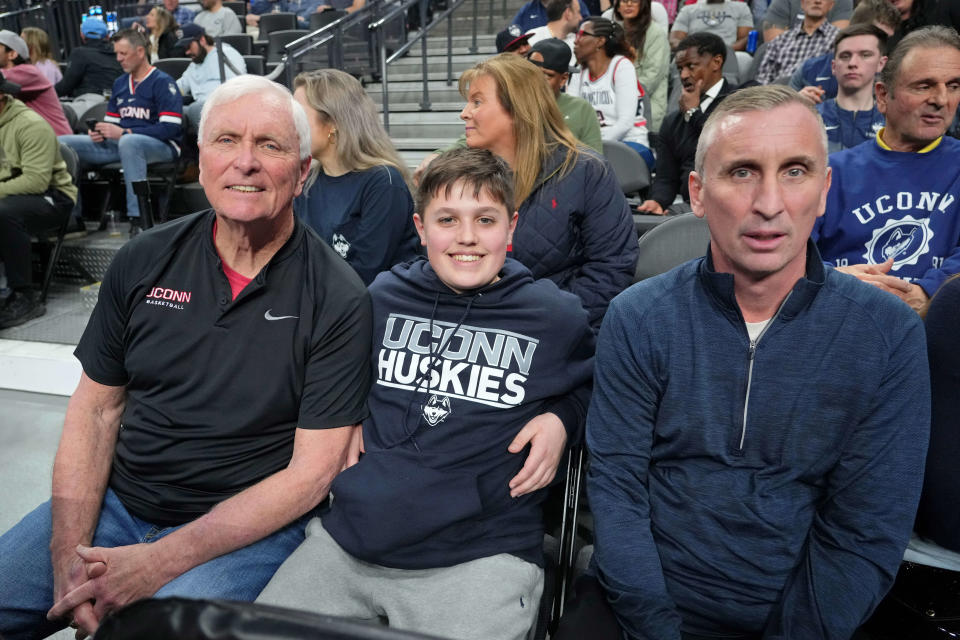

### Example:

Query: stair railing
xmin=369 ymin=0 xmax=479 ymax=133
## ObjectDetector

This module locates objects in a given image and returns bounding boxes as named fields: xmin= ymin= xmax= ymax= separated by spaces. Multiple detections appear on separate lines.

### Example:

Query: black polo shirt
xmin=75 ymin=210 xmax=372 ymax=526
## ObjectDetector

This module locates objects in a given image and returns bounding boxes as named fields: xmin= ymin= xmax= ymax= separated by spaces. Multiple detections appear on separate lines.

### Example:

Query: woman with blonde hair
xmin=293 ymin=68 xmax=419 ymax=284
xmin=144 ymin=6 xmax=180 ymax=60
xmin=20 ymin=27 xmax=61 ymax=85
xmin=458 ymin=53 xmax=636 ymax=328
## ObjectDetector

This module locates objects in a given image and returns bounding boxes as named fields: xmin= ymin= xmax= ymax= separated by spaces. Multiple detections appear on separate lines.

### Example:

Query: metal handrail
xmin=368 ymin=0 xmax=477 ymax=132
xmin=282 ymin=0 xmax=386 ymax=87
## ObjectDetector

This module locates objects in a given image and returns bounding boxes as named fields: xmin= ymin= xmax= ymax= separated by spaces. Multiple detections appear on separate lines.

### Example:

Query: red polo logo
xmin=146 ymin=287 xmax=192 ymax=303
xmin=145 ymin=286 xmax=192 ymax=310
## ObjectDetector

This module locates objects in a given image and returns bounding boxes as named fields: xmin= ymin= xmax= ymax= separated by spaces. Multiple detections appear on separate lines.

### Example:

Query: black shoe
xmin=129 ymin=219 xmax=142 ymax=238
xmin=0 ymin=290 xmax=45 ymax=329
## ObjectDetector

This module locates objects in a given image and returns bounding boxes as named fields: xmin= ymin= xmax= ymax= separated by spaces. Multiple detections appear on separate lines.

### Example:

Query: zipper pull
xmin=748 ymin=340 xmax=757 ymax=360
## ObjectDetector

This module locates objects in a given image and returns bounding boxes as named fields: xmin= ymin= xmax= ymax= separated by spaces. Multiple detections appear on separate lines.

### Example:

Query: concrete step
xmin=367 ymin=78 xmax=464 ymax=106
xmin=392 ymin=137 xmax=459 ymax=152
xmin=376 ymin=101 xmax=464 ymax=112
xmin=387 ymin=52 xmax=488 ymax=73
xmin=380 ymin=111 xmax=463 ymax=138
xmin=367 ymin=80 xmax=465 ymax=104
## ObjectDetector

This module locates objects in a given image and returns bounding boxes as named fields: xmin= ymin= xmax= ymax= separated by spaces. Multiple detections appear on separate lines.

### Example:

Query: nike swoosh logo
xmin=824 ymin=125 xmax=839 ymax=130
xmin=264 ymin=309 xmax=299 ymax=321
xmin=815 ymin=76 xmax=832 ymax=81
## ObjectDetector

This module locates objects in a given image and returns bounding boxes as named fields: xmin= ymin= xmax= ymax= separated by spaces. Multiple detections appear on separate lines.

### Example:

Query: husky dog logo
xmin=881 ymin=227 xmax=916 ymax=260
xmin=331 ymin=233 xmax=350 ymax=259
xmin=863 ymin=216 xmax=934 ymax=269
xmin=421 ymin=395 xmax=451 ymax=426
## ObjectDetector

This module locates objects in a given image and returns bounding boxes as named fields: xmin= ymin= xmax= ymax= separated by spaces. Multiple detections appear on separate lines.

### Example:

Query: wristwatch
xmin=683 ymin=106 xmax=699 ymax=122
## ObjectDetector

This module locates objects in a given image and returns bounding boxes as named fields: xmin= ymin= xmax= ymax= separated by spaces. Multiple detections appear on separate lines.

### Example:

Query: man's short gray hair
xmin=197 ymin=75 xmax=311 ymax=161
xmin=695 ymin=85 xmax=828 ymax=176
xmin=880 ymin=25 xmax=960 ymax=92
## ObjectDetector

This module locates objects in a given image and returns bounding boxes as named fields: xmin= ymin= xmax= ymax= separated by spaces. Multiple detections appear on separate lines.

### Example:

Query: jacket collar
xmin=202 ymin=209 xmax=305 ymax=269
xmin=698 ymin=239 xmax=827 ymax=322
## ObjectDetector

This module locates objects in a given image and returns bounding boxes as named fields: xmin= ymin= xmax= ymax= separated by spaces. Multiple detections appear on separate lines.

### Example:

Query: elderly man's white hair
xmin=197 ymin=75 xmax=311 ymax=161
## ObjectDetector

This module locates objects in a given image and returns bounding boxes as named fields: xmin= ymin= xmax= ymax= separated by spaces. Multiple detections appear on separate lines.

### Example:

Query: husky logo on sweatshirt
xmin=332 ymin=234 xmax=350 ymax=259
xmin=421 ymin=394 xmax=451 ymax=426
xmin=863 ymin=216 xmax=934 ymax=269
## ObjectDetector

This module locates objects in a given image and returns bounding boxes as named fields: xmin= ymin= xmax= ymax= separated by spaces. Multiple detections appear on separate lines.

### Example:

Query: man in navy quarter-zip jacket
xmin=585 ymin=85 xmax=930 ymax=640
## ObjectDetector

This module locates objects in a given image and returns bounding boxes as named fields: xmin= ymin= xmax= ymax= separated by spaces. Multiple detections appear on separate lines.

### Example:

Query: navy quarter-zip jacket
xmin=587 ymin=241 xmax=930 ymax=639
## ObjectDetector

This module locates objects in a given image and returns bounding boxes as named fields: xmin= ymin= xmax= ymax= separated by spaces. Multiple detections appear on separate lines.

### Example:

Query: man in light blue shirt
xmin=176 ymin=24 xmax=246 ymax=128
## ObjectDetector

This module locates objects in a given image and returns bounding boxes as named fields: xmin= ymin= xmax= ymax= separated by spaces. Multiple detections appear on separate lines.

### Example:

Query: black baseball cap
xmin=496 ymin=24 xmax=533 ymax=53
xmin=526 ymin=38 xmax=572 ymax=73
xmin=175 ymin=23 xmax=206 ymax=49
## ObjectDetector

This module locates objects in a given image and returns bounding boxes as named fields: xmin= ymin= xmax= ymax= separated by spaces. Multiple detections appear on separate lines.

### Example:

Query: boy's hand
xmin=507 ymin=412 xmax=566 ymax=498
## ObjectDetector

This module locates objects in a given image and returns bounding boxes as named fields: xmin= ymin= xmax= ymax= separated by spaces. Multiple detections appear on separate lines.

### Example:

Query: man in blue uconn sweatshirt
xmin=59 ymin=28 xmax=182 ymax=236
xmin=585 ymin=85 xmax=929 ymax=639
xmin=812 ymin=26 xmax=960 ymax=312
xmin=259 ymin=148 xmax=595 ymax=640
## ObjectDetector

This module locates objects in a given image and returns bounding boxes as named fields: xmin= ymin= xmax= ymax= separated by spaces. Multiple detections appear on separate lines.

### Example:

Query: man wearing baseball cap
xmin=496 ymin=24 xmax=534 ymax=54
xmin=0 ymin=71 xmax=77 ymax=328
xmin=0 ymin=30 xmax=72 ymax=135
xmin=56 ymin=18 xmax=123 ymax=120
xmin=174 ymin=23 xmax=246 ymax=128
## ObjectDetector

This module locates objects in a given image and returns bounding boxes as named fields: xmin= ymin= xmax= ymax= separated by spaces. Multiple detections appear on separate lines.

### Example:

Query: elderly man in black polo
xmin=0 ymin=74 xmax=372 ymax=639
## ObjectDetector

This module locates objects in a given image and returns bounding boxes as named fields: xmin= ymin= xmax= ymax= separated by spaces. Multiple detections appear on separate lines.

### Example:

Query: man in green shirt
xmin=0 ymin=71 xmax=77 ymax=328
xmin=416 ymin=39 xmax=602 ymax=182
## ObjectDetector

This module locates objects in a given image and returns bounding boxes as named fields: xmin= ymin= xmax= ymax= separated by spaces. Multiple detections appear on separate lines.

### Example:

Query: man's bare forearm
xmin=144 ymin=425 xmax=356 ymax=586
xmin=50 ymin=374 xmax=126 ymax=564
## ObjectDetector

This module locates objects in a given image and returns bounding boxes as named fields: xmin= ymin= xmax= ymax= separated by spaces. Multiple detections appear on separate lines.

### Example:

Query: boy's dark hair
xmin=675 ymin=31 xmax=726 ymax=64
xmin=834 ymin=23 xmax=889 ymax=56
xmin=113 ymin=27 xmax=149 ymax=51
xmin=417 ymin=148 xmax=515 ymax=216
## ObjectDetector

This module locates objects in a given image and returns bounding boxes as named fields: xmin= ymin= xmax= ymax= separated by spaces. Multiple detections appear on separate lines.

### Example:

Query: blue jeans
xmin=58 ymin=134 xmax=177 ymax=219
xmin=0 ymin=488 xmax=314 ymax=640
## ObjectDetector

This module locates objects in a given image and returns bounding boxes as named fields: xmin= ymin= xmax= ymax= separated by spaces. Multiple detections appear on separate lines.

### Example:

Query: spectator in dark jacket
xmin=56 ymin=18 xmax=123 ymax=120
xmin=638 ymin=32 xmax=734 ymax=214
xmin=458 ymin=53 xmax=637 ymax=328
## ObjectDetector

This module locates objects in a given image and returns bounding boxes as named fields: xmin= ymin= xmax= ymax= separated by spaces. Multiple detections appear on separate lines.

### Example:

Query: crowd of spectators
xmin=0 ymin=1 xmax=959 ymax=638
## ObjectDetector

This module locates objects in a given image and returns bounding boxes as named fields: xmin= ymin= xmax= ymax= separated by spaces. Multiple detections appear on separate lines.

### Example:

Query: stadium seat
xmin=32 ymin=143 xmax=80 ymax=303
xmin=602 ymin=139 xmax=651 ymax=199
xmin=153 ymin=57 xmax=192 ymax=80
xmin=243 ymin=54 xmax=266 ymax=75
xmin=633 ymin=212 xmax=710 ymax=282
xmin=257 ymin=12 xmax=298 ymax=43
xmin=266 ymin=28 xmax=310 ymax=63
xmin=310 ymin=8 xmax=347 ymax=31
xmin=74 ymin=102 xmax=181 ymax=227
xmin=218 ymin=33 xmax=253 ymax=55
